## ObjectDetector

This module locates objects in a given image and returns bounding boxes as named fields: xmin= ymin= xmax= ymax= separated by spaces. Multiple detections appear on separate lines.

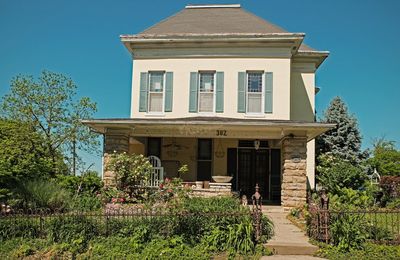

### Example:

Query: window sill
xmin=244 ymin=114 xmax=265 ymax=118
xmin=145 ymin=113 xmax=166 ymax=117
xmin=197 ymin=112 xmax=216 ymax=116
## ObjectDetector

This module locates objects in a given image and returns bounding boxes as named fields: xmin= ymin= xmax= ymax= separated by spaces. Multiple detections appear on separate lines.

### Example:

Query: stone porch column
xmin=281 ymin=137 xmax=308 ymax=209
xmin=103 ymin=129 xmax=129 ymax=187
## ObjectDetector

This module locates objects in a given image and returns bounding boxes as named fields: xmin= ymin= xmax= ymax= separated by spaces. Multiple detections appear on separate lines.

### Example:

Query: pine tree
xmin=317 ymin=96 xmax=365 ymax=163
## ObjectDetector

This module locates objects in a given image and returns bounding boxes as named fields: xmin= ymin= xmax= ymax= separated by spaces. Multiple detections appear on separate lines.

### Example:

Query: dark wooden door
xmin=237 ymin=149 xmax=269 ymax=199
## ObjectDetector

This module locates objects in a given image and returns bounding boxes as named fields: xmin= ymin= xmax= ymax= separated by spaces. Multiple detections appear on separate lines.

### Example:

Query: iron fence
xmin=308 ymin=204 xmax=400 ymax=245
xmin=0 ymin=205 xmax=261 ymax=242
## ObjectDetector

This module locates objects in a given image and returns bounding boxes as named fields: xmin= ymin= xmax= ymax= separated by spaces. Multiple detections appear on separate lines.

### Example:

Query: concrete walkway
xmin=263 ymin=206 xmax=320 ymax=256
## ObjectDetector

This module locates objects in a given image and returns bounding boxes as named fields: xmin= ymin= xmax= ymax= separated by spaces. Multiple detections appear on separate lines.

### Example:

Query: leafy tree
xmin=0 ymin=119 xmax=65 ymax=202
xmin=0 ymin=70 xmax=99 ymax=175
xmin=368 ymin=138 xmax=400 ymax=176
xmin=317 ymin=96 xmax=366 ymax=163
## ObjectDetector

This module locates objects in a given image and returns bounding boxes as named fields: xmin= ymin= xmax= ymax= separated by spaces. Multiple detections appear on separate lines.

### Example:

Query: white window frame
xmin=246 ymin=71 xmax=264 ymax=116
xmin=147 ymin=71 xmax=166 ymax=115
xmin=197 ymin=71 xmax=216 ymax=115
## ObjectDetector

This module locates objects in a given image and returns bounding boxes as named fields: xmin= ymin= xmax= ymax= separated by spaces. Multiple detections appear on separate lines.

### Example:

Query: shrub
xmin=47 ymin=215 xmax=99 ymax=247
xmin=106 ymin=152 xmax=152 ymax=199
xmin=379 ymin=176 xmax=400 ymax=206
xmin=0 ymin=218 xmax=41 ymax=241
xmin=57 ymin=171 xmax=103 ymax=195
xmin=14 ymin=179 xmax=71 ymax=211
xmin=318 ymin=242 xmax=400 ymax=260
xmin=329 ymin=213 xmax=367 ymax=251
xmin=329 ymin=188 xmax=374 ymax=210
xmin=317 ymin=155 xmax=367 ymax=195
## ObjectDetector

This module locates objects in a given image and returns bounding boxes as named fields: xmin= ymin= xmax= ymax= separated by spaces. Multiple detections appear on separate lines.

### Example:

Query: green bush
xmin=47 ymin=215 xmax=99 ymax=247
xmin=329 ymin=188 xmax=374 ymax=210
xmin=0 ymin=218 xmax=41 ymax=241
xmin=57 ymin=171 xmax=103 ymax=195
xmin=329 ymin=213 xmax=367 ymax=251
xmin=14 ymin=178 xmax=71 ymax=211
xmin=318 ymin=242 xmax=400 ymax=260
xmin=317 ymin=155 xmax=367 ymax=195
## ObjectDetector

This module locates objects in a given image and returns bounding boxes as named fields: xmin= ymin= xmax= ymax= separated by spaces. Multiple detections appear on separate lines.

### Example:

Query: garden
xmin=0 ymin=152 xmax=274 ymax=259
xmin=288 ymin=97 xmax=400 ymax=259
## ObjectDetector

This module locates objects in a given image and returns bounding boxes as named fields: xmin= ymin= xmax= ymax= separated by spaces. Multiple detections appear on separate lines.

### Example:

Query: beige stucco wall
xmin=290 ymin=68 xmax=316 ymax=189
xmin=131 ymin=58 xmax=291 ymax=120
xmin=213 ymin=139 xmax=238 ymax=177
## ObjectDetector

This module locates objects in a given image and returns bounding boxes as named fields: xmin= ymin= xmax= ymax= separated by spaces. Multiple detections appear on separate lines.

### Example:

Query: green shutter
xmin=189 ymin=72 xmax=198 ymax=113
xmin=139 ymin=72 xmax=148 ymax=112
xmin=165 ymin=72 xmax=173 ymax=112
xmin=264 ymin=72 xmax=273 ymax=113
xmin=216 ymin=72 xmax=224 ymax=113
xmin=237 ymin=72 xmax=246 ymax=113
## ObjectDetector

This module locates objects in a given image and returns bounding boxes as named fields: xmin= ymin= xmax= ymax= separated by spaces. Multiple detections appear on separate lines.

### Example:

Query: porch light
xmin=254 ymin=139 xmax=260 ymax=150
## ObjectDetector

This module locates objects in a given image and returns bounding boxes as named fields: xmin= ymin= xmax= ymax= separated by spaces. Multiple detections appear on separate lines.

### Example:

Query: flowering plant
xmin=106 ymin=152 xmax=152 ymax=199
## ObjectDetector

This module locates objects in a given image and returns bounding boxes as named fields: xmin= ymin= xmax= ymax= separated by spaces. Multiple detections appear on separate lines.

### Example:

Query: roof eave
xmin=294 ymin=50 xmax=330 ymax=69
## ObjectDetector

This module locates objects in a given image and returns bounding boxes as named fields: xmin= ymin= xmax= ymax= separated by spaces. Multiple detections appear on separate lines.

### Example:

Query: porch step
xmin=262 ymin=205 xmax=285 ymax=213
xmin=265 ymin=242 xmax=318 ymax=255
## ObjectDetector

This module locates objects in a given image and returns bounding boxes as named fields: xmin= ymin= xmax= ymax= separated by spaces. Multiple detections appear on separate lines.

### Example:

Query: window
xmin=198 ymin=72 xmax=215 ymax=113
xmin=148 ymin=72 xmax=164 ymax=113
xmin=247 ymin=72 xmax=263 ymax=113
xmin=197 ymin=139 xmax=213 ymax=181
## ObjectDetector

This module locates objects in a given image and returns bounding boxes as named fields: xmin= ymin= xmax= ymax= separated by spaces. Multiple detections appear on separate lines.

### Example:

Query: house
xmin=83 ymin=4 xmax=334 ymax=208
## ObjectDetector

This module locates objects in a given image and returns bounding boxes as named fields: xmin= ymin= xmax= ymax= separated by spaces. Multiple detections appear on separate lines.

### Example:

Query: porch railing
xmin=148 ymin=167 xmax=164 ymax=187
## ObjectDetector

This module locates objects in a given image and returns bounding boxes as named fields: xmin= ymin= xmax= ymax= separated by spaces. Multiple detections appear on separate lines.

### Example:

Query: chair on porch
xmin=148 ymin=156 xmax=164 ymax=187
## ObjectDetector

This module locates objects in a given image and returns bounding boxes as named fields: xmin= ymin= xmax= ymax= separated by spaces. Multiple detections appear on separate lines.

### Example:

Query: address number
xmin=216 ymin=130 xmax=227 ymax=136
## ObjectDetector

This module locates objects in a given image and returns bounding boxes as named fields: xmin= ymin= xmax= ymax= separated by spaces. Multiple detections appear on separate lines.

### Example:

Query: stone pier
xmin=102 ymin=129 xmax=130 ymax=186
xmin=281 ymin=137 xmax=308 ymax=210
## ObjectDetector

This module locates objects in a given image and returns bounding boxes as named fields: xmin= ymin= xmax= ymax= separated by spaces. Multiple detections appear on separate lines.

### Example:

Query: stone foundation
xmin=281 ymin=137 xmax=308 ymax=209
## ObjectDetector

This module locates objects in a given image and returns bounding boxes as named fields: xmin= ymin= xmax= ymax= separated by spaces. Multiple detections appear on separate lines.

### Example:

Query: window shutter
xmin=189 ymin=72 xmax=198 ymax=113
xmin=237 ymin=72 xmax=246 ymax=113
xmin=164 ymin=72 xmax=173 ymax=112
xmin=139 ymin=72 xmax=148 ymax=112
xmin=216 ymin=72 xmax=224 ymax=113
xmin=264 ymin=72 xmax=273 ymax=113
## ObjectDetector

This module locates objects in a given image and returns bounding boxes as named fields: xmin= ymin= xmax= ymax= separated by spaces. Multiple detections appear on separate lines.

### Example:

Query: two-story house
xmin=83 ymin=4 xmax=334 ymax=208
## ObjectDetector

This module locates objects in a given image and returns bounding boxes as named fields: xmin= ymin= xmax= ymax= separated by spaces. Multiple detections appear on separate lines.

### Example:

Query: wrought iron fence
xmin=308 ymin=204 xmax=400 ymax=245
xmin=0 ymin=205 xmax=261 ymax=242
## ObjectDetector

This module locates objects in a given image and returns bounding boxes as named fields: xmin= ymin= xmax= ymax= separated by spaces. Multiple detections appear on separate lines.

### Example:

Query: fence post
xmin=252 ymin=183 xmax=262 ymax=242
xmin=320 ymin=189 xmax=330 ymax=243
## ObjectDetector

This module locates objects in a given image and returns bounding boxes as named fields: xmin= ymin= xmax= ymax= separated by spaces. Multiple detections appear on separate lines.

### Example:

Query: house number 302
xmin=216 ymin=130 xmax=227 ymax=136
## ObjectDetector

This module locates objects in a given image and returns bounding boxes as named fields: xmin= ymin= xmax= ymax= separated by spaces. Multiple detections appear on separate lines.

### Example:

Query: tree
xmin=0 ymin=119 xmax=65 ymax=202
xmin=317 ymin=96 xmax=366 ymax=163
xmin=0 ymin=70 xmax=99 ymax=175
xmin=368 ymin=138 xmax=400 ymax=176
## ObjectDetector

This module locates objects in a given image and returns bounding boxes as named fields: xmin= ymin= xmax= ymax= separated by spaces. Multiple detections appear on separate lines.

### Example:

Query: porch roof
xmin=82 ymin=117 xmax=335 ymax=141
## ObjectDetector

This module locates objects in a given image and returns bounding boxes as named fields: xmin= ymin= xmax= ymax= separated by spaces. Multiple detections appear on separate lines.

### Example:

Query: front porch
xmin=84 ymin=117 xmax=334 ymax=208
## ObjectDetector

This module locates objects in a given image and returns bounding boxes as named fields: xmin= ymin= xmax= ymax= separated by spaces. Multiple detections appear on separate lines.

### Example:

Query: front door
xmin=237 ymin=149 xmax=269 ymax=199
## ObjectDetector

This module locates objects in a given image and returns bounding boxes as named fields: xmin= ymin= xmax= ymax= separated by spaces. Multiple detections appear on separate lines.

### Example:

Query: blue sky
xmin=1 ymin=0 xmax=399 ymax=173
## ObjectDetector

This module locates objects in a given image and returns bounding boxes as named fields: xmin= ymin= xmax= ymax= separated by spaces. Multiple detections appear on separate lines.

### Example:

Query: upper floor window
xmin=198 ymin=72 xmax=215 ymax=113
xmin=148 ymin=72 xmax=164 ymax=113
xmin=247 ymin=72 xmax=263 ymax=114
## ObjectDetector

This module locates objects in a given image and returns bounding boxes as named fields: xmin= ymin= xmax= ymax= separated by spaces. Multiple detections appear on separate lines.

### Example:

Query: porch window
xmin=198 ymin=72 xmax=215 ymax=113
xmin=246 ymin=72 xmax=263 ymax=114
xmin=148 ymin=72 xmax=164 ymax=112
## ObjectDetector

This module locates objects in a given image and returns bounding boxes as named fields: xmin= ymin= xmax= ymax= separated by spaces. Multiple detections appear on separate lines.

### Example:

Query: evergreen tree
xmin=317 ymin=96 xmax=365 ymax=163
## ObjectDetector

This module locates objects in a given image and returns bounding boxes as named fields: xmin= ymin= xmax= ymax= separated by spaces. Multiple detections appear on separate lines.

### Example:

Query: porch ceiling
xmin=82 ymin=117 xmax=335 ymax=141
